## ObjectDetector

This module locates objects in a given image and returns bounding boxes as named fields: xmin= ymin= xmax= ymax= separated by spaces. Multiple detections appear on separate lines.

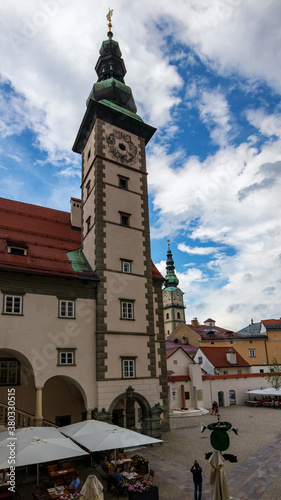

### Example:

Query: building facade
xmin=0 ymin=28 xmax=169 ymax=436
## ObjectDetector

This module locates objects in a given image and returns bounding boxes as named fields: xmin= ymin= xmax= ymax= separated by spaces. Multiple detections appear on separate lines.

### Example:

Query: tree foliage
xmin=266 ymin=358 xmax=281 ymax=390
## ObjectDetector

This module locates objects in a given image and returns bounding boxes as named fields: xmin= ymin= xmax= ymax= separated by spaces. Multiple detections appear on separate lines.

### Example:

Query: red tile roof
xmin=0 ymin=197 xmax=163 ymax=281
xmin=166 ymin=339 xmax=197 ymax=357
xmin=188 ymin=323 xmax=241 ymax=340
xmin=200 ymin=347 xmax=250 ymax=367
xmin=0 ymin=197 xmax=94 ymax=279
xmin=262 ymin=319 xmax=281 ymax=325
xmin=151 ymin=260 xmax=164 ymax=281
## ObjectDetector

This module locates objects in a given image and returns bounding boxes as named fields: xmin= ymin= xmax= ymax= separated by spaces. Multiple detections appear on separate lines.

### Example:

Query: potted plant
xmin=130 ymin=452 xmax=149 ymax=474
xmin=128 ymin=480 xmax=159 ymax=500
xmin=59 ymin=493 xmax=81 ymax=500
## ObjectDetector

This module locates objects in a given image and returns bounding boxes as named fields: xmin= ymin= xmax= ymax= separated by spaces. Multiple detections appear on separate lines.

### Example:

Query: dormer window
xmin=7 ymin=242 xmax=28 ymax=256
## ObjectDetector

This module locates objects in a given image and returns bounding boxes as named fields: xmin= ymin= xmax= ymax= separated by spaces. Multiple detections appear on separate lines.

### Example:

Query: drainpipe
xmin=264 ymin=339 xmax=269 ymax=364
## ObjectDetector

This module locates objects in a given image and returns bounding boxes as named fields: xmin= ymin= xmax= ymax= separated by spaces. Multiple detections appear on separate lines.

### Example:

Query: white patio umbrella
xmin=209 ymin=451 xmax=230 ymax=500
xmin=0 ymin=426 xmax=88 ymax=486
xmin=60 ymin=419 xmax=162 ymax=452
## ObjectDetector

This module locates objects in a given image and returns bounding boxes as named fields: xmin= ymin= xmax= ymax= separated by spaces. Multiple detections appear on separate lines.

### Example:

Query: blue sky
xmin=1 ymin=0 xmax=281 ymax=330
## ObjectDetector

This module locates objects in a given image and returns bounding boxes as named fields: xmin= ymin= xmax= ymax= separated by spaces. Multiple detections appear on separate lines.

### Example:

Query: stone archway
xmin=0 ymin=348 xmax=36 ymax=424
xmin=108 ymin=386 xmax=163 ymax=438
xmin=43 ymin=375 xmax=87 ymax=425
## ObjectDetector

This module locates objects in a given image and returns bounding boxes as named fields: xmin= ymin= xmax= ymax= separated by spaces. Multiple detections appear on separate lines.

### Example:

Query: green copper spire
xmin=164 ymin=241 xmax=179 ymax=289
xmin=86 ymin=9 xmax=137 ymax=113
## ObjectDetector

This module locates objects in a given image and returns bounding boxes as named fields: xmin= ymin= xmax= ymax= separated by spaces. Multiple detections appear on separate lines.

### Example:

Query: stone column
xmin=35 ymin=387 xmax=43 ymax=426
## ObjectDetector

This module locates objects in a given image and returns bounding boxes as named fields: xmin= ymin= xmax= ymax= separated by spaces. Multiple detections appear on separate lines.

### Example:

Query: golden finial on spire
xmin=106 ymin=8 xmax=113 ymax=32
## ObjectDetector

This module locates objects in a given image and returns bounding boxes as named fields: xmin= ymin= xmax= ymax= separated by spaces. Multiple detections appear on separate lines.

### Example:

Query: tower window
xmin=86 ymin=216 xmax=91 ymax=233
xmin=86 ymin=180 xmax=91 ymax=198
xmin=120 ymin=212 xmax=130 ymax=227
xmin=118 ymin=175 xmax=129 ymax=189
xmin=166 ymin=313 xmax=169 ymax=320
xmin=87 ymin=148 xmax=91 ymax=160
xmin=122 ymin=358 xmax=135 ymax=378
xmin=121 ymin=300 xmax=134 ymax=320
xmin=177 ymin=312 xmax=181 ymax=319
xmin=121 ymin=260 xmax=132 ymax=273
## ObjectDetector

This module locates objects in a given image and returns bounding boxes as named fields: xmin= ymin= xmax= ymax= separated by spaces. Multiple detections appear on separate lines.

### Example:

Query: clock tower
xmin=72 ymin=16 xmax=169 ymax=435
xmin=163 ymin=242 xmax=186 ymax=336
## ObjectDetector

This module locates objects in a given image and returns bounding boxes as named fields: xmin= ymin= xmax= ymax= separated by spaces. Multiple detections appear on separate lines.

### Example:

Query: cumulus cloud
xmin=1 ymin=0 xmax=281 ymax=330
xmin=178 ymin=243 xmax=220 ymax=255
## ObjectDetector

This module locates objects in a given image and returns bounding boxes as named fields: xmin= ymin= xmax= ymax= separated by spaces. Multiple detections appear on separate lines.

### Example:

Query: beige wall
xmin=105 ymin=334 xmax=150 ymax=379
xmin=202 ymin=375 xmax=275 ymax=408
xmin=0 ymin=291 xmax=97 ymax=414
xmin=105 ymin=225 xmax=145 ymax=275
xmin=104 ymin=271 xmax=148 ymax=333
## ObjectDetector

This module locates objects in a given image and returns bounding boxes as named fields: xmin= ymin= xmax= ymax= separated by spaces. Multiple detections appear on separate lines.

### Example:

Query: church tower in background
xmin=73 ymin=12 xmax=169 ymax=434
xmin=162 ymin=241 xmax=186 ymax=337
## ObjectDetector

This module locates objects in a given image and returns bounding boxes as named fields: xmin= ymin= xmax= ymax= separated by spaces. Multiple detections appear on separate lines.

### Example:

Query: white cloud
xmin=1 ymin=0 xmax=281 ymax=330
xmin=178 ymin=243 xmax=220 ymax=255
xmin=198 ymin=90 xmax=232 ymax=146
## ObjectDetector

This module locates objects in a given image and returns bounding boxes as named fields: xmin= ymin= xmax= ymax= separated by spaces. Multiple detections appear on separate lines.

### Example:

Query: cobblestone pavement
xmin=140 ymin=405 xmax=281 ymax=499
xmin=17 ymin=406 xmax=281 ymax=500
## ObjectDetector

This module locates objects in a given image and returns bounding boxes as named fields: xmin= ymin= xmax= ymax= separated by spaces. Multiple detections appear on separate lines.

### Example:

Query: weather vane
xmin=106 ymin=8 xmax=113 ymax=32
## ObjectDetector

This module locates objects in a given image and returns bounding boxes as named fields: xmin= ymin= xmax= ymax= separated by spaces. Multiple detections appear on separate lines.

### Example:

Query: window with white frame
xmin=122 ymin=359 xmax=135 ymax=378
xmin=249 ymin=349 xmax=256 ymax=357
xmin=121 ymin=300 xmax=134 ymax=320
xmin=4 ymin=295 xmax=23 ymax=315
xmin=59 ymin=300 xmax=75 ymax=318
xmin=121 ymin=260 xmax=131 ymax=273
xmin=57 ymin=349 xmax=76 ymax=366
xmin=0 ymin=359 xmax=20 ymax=385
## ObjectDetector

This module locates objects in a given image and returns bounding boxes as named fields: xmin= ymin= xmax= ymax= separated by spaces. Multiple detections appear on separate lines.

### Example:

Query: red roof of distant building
xmin=166 ymin=339 xmax=197 ymax=357
xmin=262 ymin=319 xmax=281 ymax=325
xmin=188 ymin=323 xmax=241 ymax=340
xmin=200 ymin=347 xmax=250 ymax=367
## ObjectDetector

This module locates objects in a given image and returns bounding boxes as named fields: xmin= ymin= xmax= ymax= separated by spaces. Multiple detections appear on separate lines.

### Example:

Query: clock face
xmin=163 ymin=293 xmax=169 ymax=301
xmin=106 ymin=129 xmax=138 ymax=165
xmin=174 ymin=292 xmax=180 ymax=299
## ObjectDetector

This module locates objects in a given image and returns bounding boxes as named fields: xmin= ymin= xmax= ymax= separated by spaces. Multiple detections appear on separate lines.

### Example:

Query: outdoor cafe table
xmin=112 ymin=458 xmax=132 ymax=469
xmin=47 ymin=486 xmax=68 ymax=499
xmin=122 ymin=471 xmax=143 ymax=483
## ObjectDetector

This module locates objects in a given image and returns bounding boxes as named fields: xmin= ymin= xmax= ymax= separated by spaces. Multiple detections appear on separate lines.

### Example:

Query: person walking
xmin=190 ymin=460 xmax=202 ymax=500
xmin=211 ymin=401 xmax=218 ymax=414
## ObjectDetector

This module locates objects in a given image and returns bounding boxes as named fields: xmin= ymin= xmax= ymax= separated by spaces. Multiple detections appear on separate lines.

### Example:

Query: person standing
xmin=211 ymin=401 xmax=218 ymax=414
xmin=190 ymin=460 xmax=202 ymax=500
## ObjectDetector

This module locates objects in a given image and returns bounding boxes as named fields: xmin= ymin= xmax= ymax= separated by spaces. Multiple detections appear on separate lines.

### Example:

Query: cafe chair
xmin=0 ymin=492 xmax=10 ymax=499
xmin=31 ymin=490 xmax=46 ymax=500
xmin=61 ymin=463 xmax=71 ymax=470
xmin=147 ymin=469 xmax=155 ymax=481
xmin=47 ymin=465 xmax=58 ymax=473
